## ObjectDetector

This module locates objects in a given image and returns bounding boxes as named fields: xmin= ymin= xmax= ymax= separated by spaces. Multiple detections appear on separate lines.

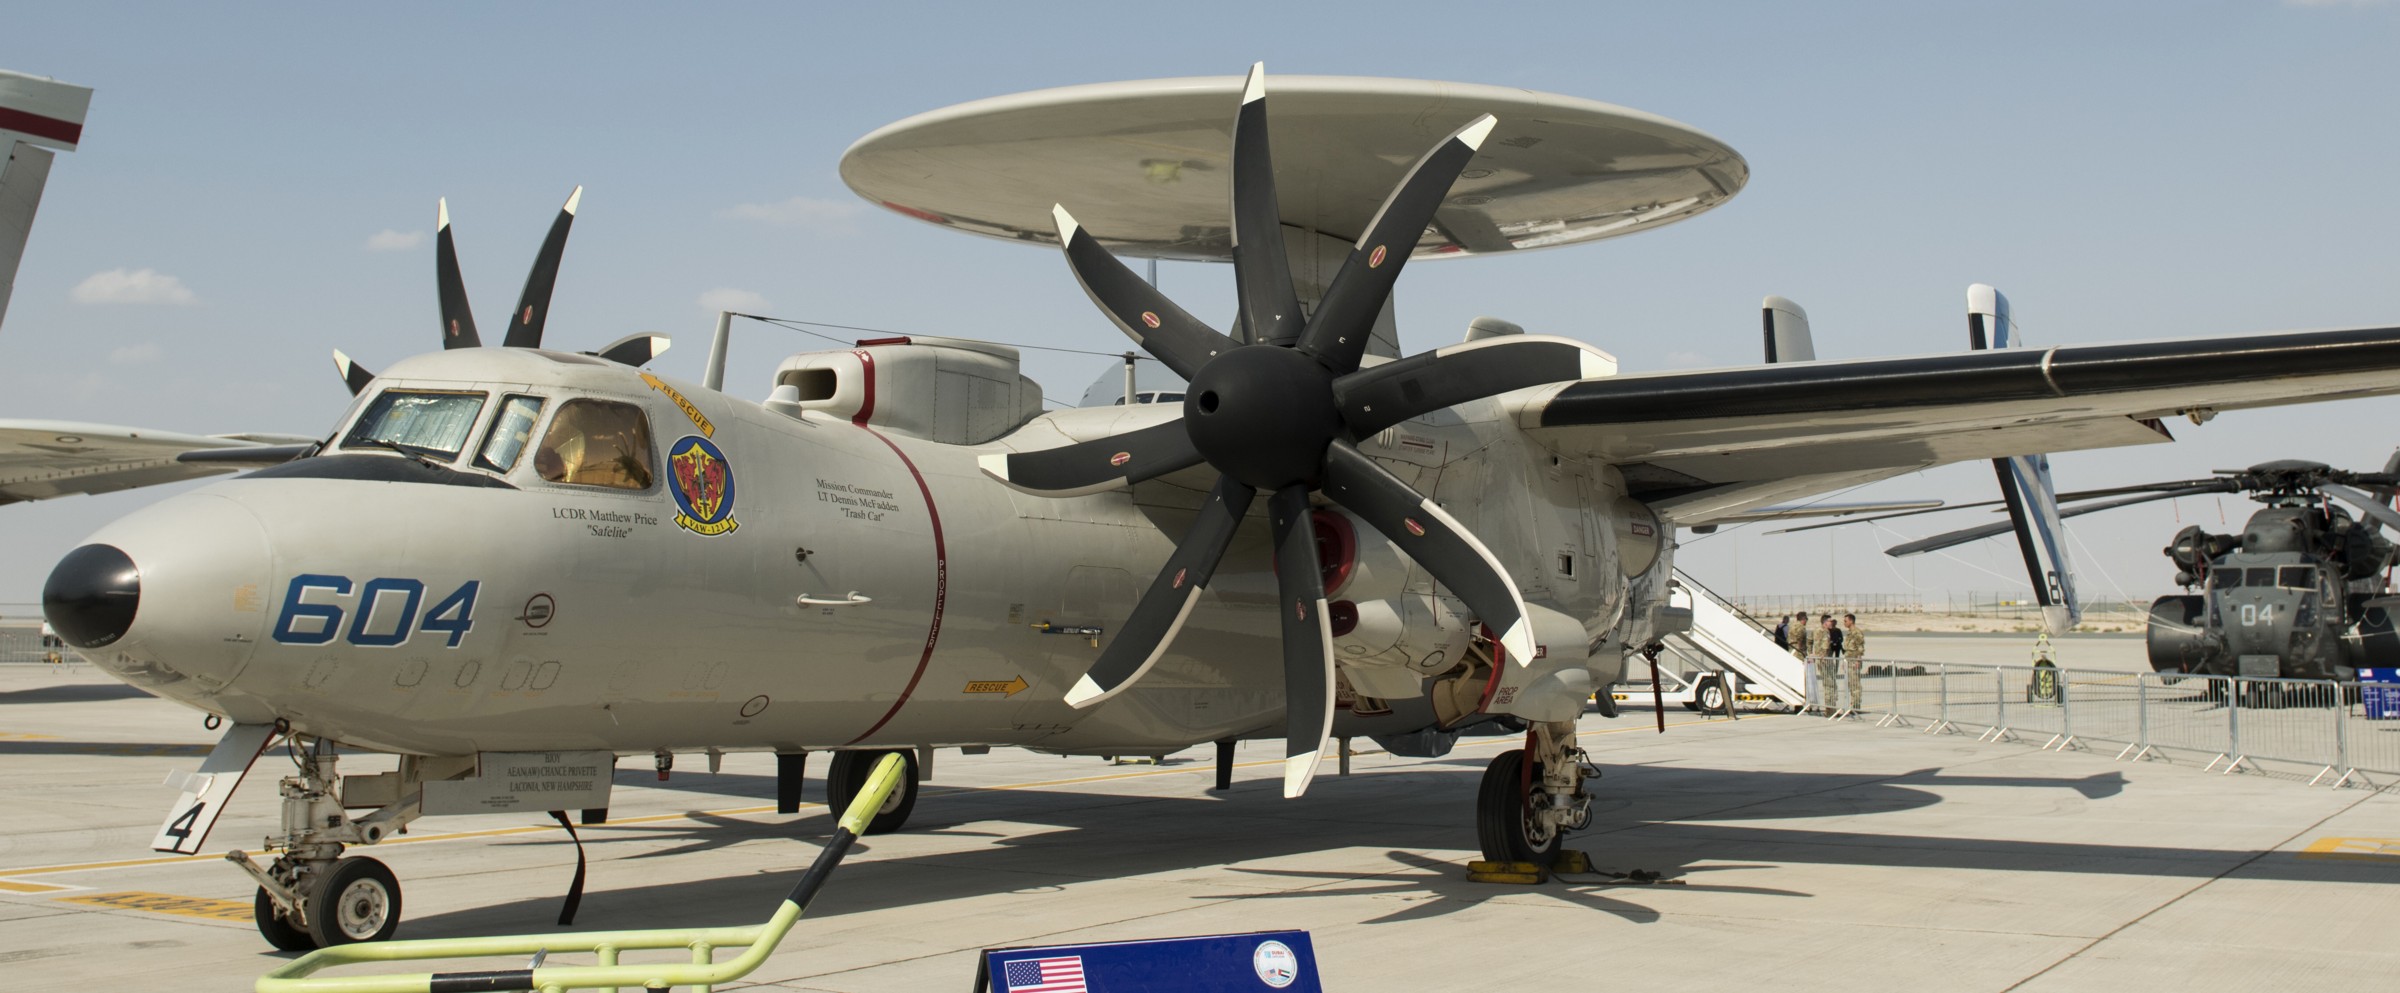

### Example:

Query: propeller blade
xmin=332 ymin=349 xmax=375 ymax=396
xmin=1268 ymin=483 xmax=1335 ymax=798
xmin=592 ymin=333 xmax=670 ymax=367
xmin=1333 ymin=335 xmax=1613 ymax=436
xmin=1295 ymin=113 xmax=1498 ymax=374
xmin=1320 ymin=440 xmax=1535 ymax=665
xmin=434 ymin=198 xmax=480 ymax=349
xmin=1064 ymin=475 xmax=1257 ymax=709
xmin=502 ymin=185 xmax=582 ymax=349
xmin=976 ymin=418 xmax=1205 ymax=497
xmin=1231 ymin=63 xmax=1302 ymax=347
xmin=1886 ymin=490 xmax=2195 ymax=557
xmin=2322 ymin=483 xmax=2400 ymax=534
xmin=1051 ymin=205 xmax=1240 ymax=380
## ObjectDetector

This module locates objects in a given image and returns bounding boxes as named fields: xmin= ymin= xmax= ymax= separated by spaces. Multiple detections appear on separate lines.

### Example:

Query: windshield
xmin=341 ymin=390 xmax=488 ymax=460
xmin=474 ymin=395 xmax=546 ymax=473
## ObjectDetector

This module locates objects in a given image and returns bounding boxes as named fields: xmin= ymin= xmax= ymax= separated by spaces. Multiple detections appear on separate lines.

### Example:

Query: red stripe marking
xmin=842 ymin=350 xmax=944 ymax=745
xmin=850 ymin=350 xmax=876 ymax=425
xmin=0 ymin=106 xmax=82 ymax=146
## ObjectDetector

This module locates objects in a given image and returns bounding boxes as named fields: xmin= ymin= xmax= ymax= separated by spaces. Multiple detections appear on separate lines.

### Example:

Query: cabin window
xmin=533 ymin=399 xmax=655 ymax=490
xmin=342 ymin=389 xmax=488 ymax=461
xmin=474 ymin=395 xmax=547 ymax=473
xmin=2277 ymin=565 xmax=2317 ymax=590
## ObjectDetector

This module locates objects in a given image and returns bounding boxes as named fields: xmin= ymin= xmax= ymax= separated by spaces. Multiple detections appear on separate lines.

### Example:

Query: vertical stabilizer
xmin=0 ymin=70 xmax=92 ymax=333
xmin=1761 ymin=295 xmax=1815 ymax=363
xmin=1968 ymin=283 xmax=2080 ymax=633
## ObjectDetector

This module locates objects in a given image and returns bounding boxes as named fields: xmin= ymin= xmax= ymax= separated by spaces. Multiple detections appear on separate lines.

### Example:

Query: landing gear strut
xmin=1474 ymin=720 xmax=1593 ymax=864
xmin=230 ymin=735 xmax=423 ymax=950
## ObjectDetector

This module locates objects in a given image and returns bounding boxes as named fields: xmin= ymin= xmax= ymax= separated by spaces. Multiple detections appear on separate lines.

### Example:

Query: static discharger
xmin=254 ymin=753 xmax=906 ymax=993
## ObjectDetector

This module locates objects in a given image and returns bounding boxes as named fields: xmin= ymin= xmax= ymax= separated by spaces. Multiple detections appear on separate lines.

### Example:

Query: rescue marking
xmin=61 ymin=891 xmax=251 ymax=922
xmin=963 ymin=677 xmax=1030 ymax=697
xmin=640 ymin=372 xmax=714 ymax=437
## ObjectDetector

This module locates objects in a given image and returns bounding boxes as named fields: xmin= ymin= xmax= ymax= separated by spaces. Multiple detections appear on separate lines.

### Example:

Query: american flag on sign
xmin=1001 ymin=955 xmax=1087 ymax=993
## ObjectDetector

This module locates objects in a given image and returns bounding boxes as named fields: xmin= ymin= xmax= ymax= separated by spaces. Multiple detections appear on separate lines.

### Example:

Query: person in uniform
xmin=1772 ymin=614 xmax=1791 ymax=652
xmin=1821 ymin=616 xmax=1846 ymax=713
xmin=1793 ymin=611 xmax=1828 ymax=712
xmin=1841 ymin=613 xmax=1868 ymax=713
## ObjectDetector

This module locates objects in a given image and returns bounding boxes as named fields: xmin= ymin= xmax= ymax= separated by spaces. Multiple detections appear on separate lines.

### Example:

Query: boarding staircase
xmin=1632 ymin=570 xmax=1812 ymax=710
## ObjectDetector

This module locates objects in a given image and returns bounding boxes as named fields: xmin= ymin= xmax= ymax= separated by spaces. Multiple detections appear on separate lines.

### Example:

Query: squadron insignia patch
xmin=668 ymin=436 xmax=739 ymax=536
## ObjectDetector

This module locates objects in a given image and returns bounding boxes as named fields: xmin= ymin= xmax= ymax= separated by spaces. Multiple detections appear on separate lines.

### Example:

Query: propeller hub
xmin=1184 ymin=345 xmax=1342 ymax=489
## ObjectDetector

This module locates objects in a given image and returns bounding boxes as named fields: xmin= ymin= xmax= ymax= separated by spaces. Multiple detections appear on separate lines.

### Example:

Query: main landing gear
xmin=1474 ymin=719 xmax=1594 ymax=864
xmin=230 ymin=736 xmax=423 ymax=950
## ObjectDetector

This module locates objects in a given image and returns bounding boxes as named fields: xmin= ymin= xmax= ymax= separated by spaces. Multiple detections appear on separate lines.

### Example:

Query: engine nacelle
xmin=2145 ymin=594 xmax=2209 ymax=673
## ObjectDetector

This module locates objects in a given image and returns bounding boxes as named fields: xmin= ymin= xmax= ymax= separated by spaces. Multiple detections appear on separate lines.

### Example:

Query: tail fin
xmin=1761 ymin=295 xmax=1815 ymax=363
xmin=1969 ymin=284 xmax=2080 ymax=633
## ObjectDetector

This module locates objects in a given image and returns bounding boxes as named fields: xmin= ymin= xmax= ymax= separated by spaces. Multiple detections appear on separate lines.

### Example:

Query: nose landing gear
xmin=228 ymin=736 xmax=424 ymax=950
xmin=1474 ymin=719 xmax=1593 ymax=864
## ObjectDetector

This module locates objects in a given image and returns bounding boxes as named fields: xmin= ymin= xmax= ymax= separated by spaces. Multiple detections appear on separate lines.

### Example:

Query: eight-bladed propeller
xmin=980 ymin=64 xmax=1602 ymax=798
xmin=336 ymin=186 xmax=667 ymax=394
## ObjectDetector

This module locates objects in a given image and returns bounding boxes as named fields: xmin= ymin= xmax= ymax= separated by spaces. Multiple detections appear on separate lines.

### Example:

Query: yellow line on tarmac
xmin=0 ymin=714 xmax=1761 ymax=883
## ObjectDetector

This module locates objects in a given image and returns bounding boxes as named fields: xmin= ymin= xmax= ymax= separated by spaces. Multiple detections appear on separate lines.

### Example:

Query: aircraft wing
xmin=0 ymin=419 xmax=310 ymax=504
xmin=1514 ymin=323 xmax=2400 ymax=525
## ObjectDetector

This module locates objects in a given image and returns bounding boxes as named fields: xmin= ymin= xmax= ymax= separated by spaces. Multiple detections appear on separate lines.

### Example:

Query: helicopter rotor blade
xmin=1886 ymin=489 xmax=2210 ymax=557
xmin=2321 ymin=483 xmax=2400 ymax=534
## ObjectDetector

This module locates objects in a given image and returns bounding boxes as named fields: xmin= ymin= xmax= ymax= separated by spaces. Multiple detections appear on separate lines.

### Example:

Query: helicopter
xmin=1788 ymin=458 xmax=2400 ymax=681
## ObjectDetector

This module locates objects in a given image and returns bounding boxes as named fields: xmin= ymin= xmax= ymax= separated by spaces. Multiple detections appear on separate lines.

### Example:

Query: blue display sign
xmin=977 ymin=930 xmax=1321 ymax=993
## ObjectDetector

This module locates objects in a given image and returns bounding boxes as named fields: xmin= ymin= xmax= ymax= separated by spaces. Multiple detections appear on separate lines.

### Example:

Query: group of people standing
xmin=1773 ymin=612 xmax=1867 ymax=714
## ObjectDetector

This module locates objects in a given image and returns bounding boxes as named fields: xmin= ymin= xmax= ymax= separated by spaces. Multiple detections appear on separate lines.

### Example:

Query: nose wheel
xmin=826 ymin=749 xmax=920 ymax=834
xmin=309 ymin=857 xmax=402 ymax=945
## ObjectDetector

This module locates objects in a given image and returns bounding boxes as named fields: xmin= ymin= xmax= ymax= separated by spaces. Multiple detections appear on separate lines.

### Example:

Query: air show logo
xmin=668 ymin=436 xmax=739 ymax=536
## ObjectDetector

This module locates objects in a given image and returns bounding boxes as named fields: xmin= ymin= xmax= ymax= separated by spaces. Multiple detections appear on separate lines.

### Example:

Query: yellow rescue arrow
xmin=963 ymin=676 xmax=1030 ymax=697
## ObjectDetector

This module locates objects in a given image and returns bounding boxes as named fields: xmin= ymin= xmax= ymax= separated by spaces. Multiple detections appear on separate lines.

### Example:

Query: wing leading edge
xmin=1516 ymin=323 xmax=2400 ymax=523
xmin=0 ymin=419 xmax=308 ymax=504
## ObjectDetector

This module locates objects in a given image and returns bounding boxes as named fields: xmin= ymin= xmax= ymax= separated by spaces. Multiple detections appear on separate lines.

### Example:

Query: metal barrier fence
xmin=1790 ymin=659 xmax=2400 ymax=788
xmin=0 ymin=629 xmax=66 ymax=665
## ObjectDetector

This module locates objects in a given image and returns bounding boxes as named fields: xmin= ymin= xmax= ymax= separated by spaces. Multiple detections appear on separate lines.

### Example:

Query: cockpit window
xmin=2278 ymin=565 xmax=2318 ymax=590
xmin=473 ymin=395 xmax=546 ymax=473
xmin=533 ymin=399 xmax=654 ymax=490
xmin=342 ymin=390 xmax=488 ymax=460
xmin=2210 ymin=569 xmax=2242 ymax=590
xmin=2246 ymin=567 xmax=2277 ymax=588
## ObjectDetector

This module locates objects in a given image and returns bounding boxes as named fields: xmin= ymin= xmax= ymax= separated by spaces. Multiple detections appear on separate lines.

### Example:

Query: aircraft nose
xmin=43 ymin=544 xmax=141 ymax=649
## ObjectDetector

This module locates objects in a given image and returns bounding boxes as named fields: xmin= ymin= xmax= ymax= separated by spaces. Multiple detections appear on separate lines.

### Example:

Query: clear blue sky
xmin=4 ymin=1 xmax=2398 ymax=607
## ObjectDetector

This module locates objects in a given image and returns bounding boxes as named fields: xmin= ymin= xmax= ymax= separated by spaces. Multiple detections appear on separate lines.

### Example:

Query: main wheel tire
xmin=826 ymin=750 xmax=919 ymax=834
xmin=252 ymin=887 xmax=315 ymax=952
xmin=1475 ymin=749 xmax=1562 ymax=865
xmin=305 ymin=857 xmax=401 ymax=947
xmin=1696 ymin=676 xmax=1727 ymax=714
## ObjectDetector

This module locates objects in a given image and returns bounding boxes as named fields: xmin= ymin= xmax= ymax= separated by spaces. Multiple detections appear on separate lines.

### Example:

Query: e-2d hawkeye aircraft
xmin=38 ymin=67 xmax=2400 ymax=950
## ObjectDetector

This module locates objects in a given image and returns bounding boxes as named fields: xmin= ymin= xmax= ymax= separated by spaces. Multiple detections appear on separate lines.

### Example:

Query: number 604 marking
xmin=272 ymin=575 xmax=480 ymax=648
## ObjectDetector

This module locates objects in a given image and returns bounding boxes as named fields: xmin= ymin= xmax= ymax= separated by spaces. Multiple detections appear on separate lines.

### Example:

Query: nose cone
xmin=43 ymin=544 xmax=141 ymax=649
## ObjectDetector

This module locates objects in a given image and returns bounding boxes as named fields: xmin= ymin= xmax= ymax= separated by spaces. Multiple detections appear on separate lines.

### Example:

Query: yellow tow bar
xmin=256 ymin=752 xmax=906 ymax=993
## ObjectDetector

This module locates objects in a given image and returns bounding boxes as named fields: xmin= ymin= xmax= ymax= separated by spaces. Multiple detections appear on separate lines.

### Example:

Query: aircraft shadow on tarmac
xmin=391 ymin=755 xmax=2343 ymax=944
xmin=0 ymin=681 xmax=153 ymax=704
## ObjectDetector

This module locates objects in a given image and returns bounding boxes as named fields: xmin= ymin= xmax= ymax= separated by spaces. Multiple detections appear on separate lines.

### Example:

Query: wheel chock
xmin=1465 ymin=860 xmax=1549 ymax=884
xmin=1551 ymin=849 xmax=1593 ymax=874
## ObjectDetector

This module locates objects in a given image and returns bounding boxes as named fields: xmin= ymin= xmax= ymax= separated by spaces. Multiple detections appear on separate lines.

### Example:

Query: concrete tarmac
xmin=4 ymin=661 xmax=2397 ymax=992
